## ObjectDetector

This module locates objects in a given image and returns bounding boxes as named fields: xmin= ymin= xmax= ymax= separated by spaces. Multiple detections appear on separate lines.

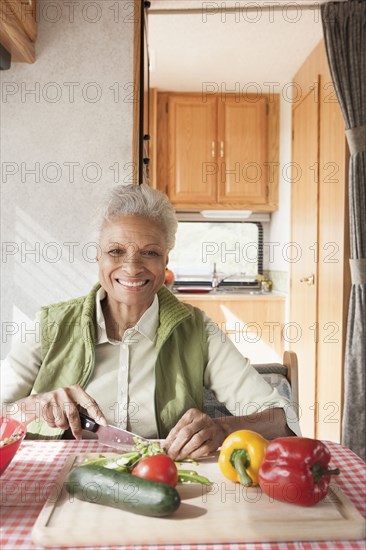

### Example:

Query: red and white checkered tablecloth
xmin=0 ymin=439 xmax=365 ymax=550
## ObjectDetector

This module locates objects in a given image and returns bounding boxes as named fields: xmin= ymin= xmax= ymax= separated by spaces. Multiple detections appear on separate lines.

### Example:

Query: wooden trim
xmin=283 ymin=351 xmax=299 ymax=418
xmin=149 ymin=2 xmax=334 ymax=15
xmin=5 ymin=0 xmax=37 ymax=42
xmin=0 ymin=0 xmax=35 ymax=63
xmin=156 ymin=91 xmax=169 ymax=193
xmin=164 ymin=202 xmax=278 ymax=211
xmin=314 ymin=74 xmax=321 ymax=439
xmin=317 ymin=62 xmax=348 ymax=443
xmin=267 ymin=94 xmax=280 ymax=210
xmin=132 ymin=0 xmax=141 ymax=185
xmin=149 ymin=87 xmax=158 ymax=188
xmin=292 ymin=40 xmax=327 ymax=100
xmin=290 ymin=80 xmax=319 ymax=438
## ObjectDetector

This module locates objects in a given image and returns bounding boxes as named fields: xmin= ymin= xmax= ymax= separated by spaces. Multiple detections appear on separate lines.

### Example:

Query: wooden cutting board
xmin=32 ymin=453 xmax=365 ymax=547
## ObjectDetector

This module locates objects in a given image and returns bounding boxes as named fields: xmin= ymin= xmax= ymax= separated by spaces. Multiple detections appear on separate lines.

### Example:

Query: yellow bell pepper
xmin=218 ymin=430 xmax=268 ymax=487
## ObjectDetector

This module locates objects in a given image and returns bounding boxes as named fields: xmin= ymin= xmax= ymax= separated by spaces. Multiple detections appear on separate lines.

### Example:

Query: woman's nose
xmin=121 ymin=260 xmax=144 ymax=273
xmin=120 ymin=248 xmax=145 ymax=272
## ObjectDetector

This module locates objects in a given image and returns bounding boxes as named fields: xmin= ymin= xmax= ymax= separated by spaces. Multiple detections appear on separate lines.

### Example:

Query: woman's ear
xmin=95 ymin=243 xmax=102 ymax=262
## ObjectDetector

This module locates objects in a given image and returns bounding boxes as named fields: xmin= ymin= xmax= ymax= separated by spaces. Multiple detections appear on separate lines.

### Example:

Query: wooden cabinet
xmin=168 ymin=94 xmax=217 ymax=205
xmin=290 ymin=40 xmax=350 ymax=442
xmin=176 ymin=293 xmax=285 ymax=364
xmin=217 ymin=95 xmax=268 ymax=206
xmin=0 ymin=0 xmax=37 ymax=63
xmin=156 ymin=92 xmax=279 ymax=211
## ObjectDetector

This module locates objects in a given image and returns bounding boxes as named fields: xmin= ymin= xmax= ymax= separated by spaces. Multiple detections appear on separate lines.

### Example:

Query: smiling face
xmin=97 ymin=215 xmax=169 ymax=311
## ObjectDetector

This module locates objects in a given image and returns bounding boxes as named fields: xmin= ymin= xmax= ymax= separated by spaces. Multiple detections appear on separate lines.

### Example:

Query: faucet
xmin=211 ymin=263 xmax=220 ymax=289
xmin=211 ymin=264 xmax=246 ymax=289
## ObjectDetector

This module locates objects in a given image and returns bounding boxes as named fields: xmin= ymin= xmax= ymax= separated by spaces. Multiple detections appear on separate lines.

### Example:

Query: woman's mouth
xmin=116 ymin=279 xmax=149 ymax=288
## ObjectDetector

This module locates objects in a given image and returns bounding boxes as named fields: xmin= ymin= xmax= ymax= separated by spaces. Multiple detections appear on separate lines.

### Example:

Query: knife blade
xmin=79 ymin=409 xmax=148 ymax=451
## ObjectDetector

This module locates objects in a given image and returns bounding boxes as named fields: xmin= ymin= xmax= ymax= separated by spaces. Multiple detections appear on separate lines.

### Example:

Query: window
xmin=168 ymin=221 xmax=263 ymax=284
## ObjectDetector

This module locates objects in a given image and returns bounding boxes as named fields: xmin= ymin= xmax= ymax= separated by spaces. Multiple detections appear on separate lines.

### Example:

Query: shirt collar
xmin=95 ymin=287 xmax=159 ymax=344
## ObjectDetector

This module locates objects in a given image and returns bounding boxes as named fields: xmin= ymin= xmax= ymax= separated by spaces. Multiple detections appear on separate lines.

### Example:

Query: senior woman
xmin=1 ymin=184 xmax=298 ymax=459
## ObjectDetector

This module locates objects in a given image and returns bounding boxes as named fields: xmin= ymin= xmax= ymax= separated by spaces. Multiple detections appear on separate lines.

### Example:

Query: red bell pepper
xmin=258 ymin=437 xmax=340 ymax=506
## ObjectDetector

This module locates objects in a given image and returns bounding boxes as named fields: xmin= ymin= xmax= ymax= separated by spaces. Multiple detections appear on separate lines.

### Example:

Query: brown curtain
xmin=321 ymin=0 xmax=366 ymax=460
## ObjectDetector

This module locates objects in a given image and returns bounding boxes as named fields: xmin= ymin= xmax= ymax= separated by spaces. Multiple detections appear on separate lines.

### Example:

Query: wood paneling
xmin=177 ymin=294 xmax=285 ymax=363
xmin=290 ymin=86 xmax=319 ymax=438
xmin=317 ymin=69 xmax=350 ymax=442
xmin=290 ymin=39 xmax=350 ymax=442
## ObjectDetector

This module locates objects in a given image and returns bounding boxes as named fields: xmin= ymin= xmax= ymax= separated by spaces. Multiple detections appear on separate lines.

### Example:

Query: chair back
xmin=204 ymin=351 xmax=299 ymax=420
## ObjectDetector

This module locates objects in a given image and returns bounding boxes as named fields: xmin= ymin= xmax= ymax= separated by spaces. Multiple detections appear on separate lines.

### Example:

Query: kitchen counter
xmin=175 ymin=290 xmax=286 ymax=363
xmin=174 ymin=289 xmax=286 ymax=301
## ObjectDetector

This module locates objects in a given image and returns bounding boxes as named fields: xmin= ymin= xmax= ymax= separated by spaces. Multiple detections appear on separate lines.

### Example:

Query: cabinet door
xmin=290 ymin=86 xmax=319 ymax=438
xmin=218 ymin=96 xmax=268 ymax=205
xmin=176 ymin=296 xmax=285 ymax=363
xmin=168 ymin=94 xmax=217 ymax=204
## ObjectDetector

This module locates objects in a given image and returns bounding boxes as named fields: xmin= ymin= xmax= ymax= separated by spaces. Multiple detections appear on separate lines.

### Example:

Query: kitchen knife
xmin=79 ymin=409 xmax=148 ymax=450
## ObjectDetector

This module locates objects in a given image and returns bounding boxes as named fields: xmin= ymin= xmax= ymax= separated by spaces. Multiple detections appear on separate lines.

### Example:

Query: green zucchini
xmin=65 ymin=464 xmax=181 ymax=517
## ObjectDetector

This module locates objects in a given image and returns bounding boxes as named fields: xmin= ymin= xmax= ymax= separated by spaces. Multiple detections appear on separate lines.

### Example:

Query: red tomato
xmin=132 ymin=455 xmax=178 ymax=487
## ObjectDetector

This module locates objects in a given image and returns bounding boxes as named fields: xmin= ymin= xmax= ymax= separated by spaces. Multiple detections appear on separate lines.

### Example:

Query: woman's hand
xmin=163 ymin=408 xmax=226 ymax=460
xmin=5 ymin=385 xmax=107 ymax=439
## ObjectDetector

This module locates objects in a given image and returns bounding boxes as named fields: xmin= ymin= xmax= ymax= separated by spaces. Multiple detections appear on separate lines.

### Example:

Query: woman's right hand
xmin=3 ymin=385 xmax=107 ymax=439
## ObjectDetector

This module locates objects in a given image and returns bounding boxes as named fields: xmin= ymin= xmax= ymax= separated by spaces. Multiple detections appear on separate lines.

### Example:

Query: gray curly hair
xmin=98 ymin=184 xmax=178 ymax=252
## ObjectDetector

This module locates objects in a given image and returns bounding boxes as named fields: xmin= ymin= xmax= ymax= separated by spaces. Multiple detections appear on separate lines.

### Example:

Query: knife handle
xmin=79 ymin=409 xmax=99 ymax=433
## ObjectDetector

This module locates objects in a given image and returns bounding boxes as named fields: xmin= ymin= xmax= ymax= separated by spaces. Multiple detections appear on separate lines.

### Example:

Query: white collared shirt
xmin=90 ymin=287 xmax=160 ymax=436
xmin=1 ymin=289 xmax=300 ymax=437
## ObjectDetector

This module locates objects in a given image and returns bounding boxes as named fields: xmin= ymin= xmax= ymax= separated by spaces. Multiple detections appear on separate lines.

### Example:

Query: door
xmin=290 ymin=84 xmax=319 ymax=438
xmin=168 ymin=94 xmax=217 ymax=204
xmin=218 ymin=96 xmax=268 ymax=205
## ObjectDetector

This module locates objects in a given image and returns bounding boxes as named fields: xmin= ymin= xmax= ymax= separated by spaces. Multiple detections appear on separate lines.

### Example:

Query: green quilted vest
xmin=26 ymin=284 xmax=208 ymax=439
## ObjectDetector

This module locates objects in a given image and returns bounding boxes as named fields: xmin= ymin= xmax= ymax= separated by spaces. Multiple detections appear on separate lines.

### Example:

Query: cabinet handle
xmin=300 ymin=274 xmax=315 ymax=286
xmin=220 ymin=141 xmax=224 ymax=158
xmin=211 ymin=141 xmax=215 ymax=158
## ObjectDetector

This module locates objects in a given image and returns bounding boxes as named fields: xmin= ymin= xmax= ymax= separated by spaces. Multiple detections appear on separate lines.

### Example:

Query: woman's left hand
xmin=163 ymin=408 xmax=226 ymax=460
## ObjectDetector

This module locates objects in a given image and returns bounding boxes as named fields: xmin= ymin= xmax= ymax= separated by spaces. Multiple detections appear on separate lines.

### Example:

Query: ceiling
xmin=148 ymin=0 xmax=325 ymax=90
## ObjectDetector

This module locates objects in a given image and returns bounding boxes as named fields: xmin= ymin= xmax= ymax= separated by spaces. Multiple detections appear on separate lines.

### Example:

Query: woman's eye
xmin=108 ymin=249 xmax=124 ymax=256
xmin=142 ymin=250 xmax=159 ymax=257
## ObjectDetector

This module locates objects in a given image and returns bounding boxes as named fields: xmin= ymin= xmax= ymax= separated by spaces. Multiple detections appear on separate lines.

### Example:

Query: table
xmin=0 ymin=440 xmax=365 ymax=550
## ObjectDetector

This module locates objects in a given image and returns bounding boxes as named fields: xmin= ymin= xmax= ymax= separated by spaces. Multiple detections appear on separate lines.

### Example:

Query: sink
xmin=174 ymin=286 xmax=262 ymax=295
xmin=212 ymin=287 xmax=262 ymax=295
